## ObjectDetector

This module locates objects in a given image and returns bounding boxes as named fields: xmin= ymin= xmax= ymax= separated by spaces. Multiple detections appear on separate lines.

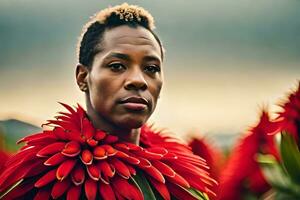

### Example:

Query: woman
xmin=0 ymin=3 xmax=216 ymax=200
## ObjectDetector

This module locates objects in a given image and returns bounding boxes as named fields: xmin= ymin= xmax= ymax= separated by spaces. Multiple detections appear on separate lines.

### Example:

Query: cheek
xmin=149 ymin=79 xmax=163 ymax=104
xmin=88 ymin=75 xmax=109 ymax=108
xmin=89 ymin=74 xmax=122 ymax=111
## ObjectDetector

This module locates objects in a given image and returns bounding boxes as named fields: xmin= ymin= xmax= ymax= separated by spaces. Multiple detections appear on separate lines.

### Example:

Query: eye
xmin=108 ymin=63 xmax=126 ymax=72
xmin=144 ymin=65 xmax=161 ymax=74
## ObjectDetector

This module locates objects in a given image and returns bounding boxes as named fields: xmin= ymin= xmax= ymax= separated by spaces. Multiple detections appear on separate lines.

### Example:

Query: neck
xmin=117 ymin=129 xmax=140 ymax=145
xmin=85 ymin=97 xmax=140 ymax=145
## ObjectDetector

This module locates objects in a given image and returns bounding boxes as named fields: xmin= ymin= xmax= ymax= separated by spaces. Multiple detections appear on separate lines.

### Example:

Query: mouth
xmin=118 ymin=96 xmax=149 ymax=111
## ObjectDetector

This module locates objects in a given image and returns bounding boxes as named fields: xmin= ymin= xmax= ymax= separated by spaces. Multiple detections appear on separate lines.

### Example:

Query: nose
xmin=124 ymin=69 xmax=148 ymax=91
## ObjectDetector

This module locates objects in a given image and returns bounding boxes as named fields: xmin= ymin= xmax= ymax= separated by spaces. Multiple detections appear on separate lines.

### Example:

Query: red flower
xmin=0 ymin=134 xmax=10 ymax=172
xmin=188 ymin=137 xmax=225 ymax=200
xmin=0 ymin=149 xmax=9 ymax=172
xmin=217 ymin=110 xmax=279 ymax=200
xmin=275 ymin=82 xmax=300 ymax=143
xmin=0 ymin=103 xmax=216 ymax=200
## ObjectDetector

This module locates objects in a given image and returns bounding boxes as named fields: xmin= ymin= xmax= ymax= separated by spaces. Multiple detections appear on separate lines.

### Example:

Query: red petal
xmin=137 ymin=157 xmax=151 ymax=168
xmin=181 ymin=168 xmax=216 ymax=196
xmin=85 ymin=178 xmax=97 ymax=200
xmin=99 ymin=182 xmax=116 ymax=200
xmin=27 ymin=136 xmax=57 ymax=146
xmin=82 ymin=118 xmax=95 ymax=139
xmin=151 ymin=160 xmax=176 ymax=177
xmin=115 ymin=191 xmax=126 ymax=200
xmin=0 ymin=159 xmax=44 ymax=193
xmin=87 ymin=164 xmax=100 ymax=181
xmin=166 ymin=173 xmax=190 ymax=188
xmin=59 ymin=102 xmax=77 ymax=115
xmin=68 ymin=130 xmax=85 ymax=143
xmin=136 ymin=149 xmax=163 ymax=159
xmin=47 ymin=120 xmax=76 ymax=130
xmin=71 ymin=164 xmax=85 ymax=186
xmin=61 ymin=141 xmax=81 ymax=157
xmin=124 ymin=142 xmax=143 ymax=151
xmin=26 ymin=161 xmax=49 ymax=177
xmin=67 ymin=185 xmax=82 ymax=200
xmin=175 ymin=156 xmax=208 ymax=169
xmin=102 ymin=145 xmax=117 ymax=156
xmin=81 ymin=149 xmax=93 ymax=165
xmin=87 ymin=138 xmax=98 ymax=147
xmin=93 ymin=146 xmax=107 ymax=160
xmin=53 ymin=127 xmax=69 ymax=140
xmin=110 ymin=158 xmax=131 ymax=179
xmin=127 ymin=164 xmax=136 ymax=176
xmin=4 ymin=145 xmax=39 ymax=167
xmin=114 ymin=143 xmax=130 ymax=151
xmin=166 ymin=182 xmax=198 ymax=200
xmin=36 ymin=142 xmax=66 ymax=157
xmin=2 ymin=179 xmax=35 ymax=200
xmin=146 ymin=147 xmax=168 ymax=156
xmin=148 ymin=177 xmax=170 ymax=200
xmin=115 ymin=151 xmax=140 ymax=165
xmin=34 ymin=187 xmax=51 ymax=200
xmin=128 ymin=182 xmax=144 ymax=200
xmin=103 ymin=135 xmax=118 ymax=143
xmin=142 ymin=165 xmax=165 ymax=183
xmin=180 ymin=169 xmax=214 ymax=186
xmin=58 ymin=110 xmax=73 ymax=116
xmin=112 ymin=177 xmax=143 ymax=200
xmin=17 ymin=131 xmax=55 ymax=144
xmin=35 ymin=169 xmax=57 ymax=188
xmin=97 ymin=160 xmax=115 ymax=178
xmin=76 ymin=103 xmax=86 ymax=118
xmin=51 ymin=177 xmax=71 ymax=199
xmin=57 ymin=111 xmax=73 ymax=118
xmin=94 ymin=130 xmax=106 ymax=141
xmin=56 ymin=159 xmax=77 ymax=181
xmin=170 ymin=159 xmax=210 ymax=176
xmin=172 ymin=152 xmax=207 ymax=165
xmin=44 ymin=153 xmax=67 ymax=166
xmin=56 ymin=115 xmax=72 ymax=122
xmin=163 ymin=152 xmax=178 ymax=160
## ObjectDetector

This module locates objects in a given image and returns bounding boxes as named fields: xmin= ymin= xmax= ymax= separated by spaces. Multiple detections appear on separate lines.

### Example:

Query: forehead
xmin=100 ymin=25 xmax=161 ymax=59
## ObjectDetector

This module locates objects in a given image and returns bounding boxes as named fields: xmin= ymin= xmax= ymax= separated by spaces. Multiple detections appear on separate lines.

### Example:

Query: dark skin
xmin=76 ymin=25 xmax=163 ymax=145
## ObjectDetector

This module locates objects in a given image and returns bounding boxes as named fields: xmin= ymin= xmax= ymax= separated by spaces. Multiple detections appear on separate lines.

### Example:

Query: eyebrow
xmin=105 ymin=52 xmax=132 ymax=61
xmin=104 ymin=52 xmax=161 ymax=63
xmin=143 ymin=55 xmax=161 ymax=63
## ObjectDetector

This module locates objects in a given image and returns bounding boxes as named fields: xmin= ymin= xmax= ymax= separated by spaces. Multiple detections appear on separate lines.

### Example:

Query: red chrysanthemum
xmin=274 ymin=82 xmax=300 ymax=144
xmin=217 ymin=110 xmax=279 ymax=200
xmin=188 ymin=137 xmax=225 ymax=200
xmin=0 ymin=103 xmax=216 ymax=200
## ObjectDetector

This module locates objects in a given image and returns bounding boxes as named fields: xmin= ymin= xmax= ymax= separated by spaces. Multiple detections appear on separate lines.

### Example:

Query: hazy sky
xmin=0 ymin=0 xmax=299 ymax=138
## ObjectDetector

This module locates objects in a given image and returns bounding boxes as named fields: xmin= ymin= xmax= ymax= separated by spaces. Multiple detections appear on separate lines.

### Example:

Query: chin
xmin=117 ymin=117 xmax=147 ymax=130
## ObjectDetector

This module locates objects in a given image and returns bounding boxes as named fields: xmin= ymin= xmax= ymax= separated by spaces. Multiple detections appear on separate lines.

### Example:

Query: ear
xmin=76 ymin=63 xmax=89 ymax=92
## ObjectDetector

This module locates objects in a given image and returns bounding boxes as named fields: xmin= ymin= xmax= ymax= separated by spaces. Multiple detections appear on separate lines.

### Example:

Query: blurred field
xmin=0 ymin=0 xmax=299 ymax=143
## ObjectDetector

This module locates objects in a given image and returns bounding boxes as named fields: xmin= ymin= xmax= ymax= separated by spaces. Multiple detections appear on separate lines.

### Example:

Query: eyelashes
xmin=144 ymin=65 xmax=161 ymax=74
xmin=107 ymin=62 xmax=161 ymax=74
xmin=108 ymin=63 xmax=126 ymax=72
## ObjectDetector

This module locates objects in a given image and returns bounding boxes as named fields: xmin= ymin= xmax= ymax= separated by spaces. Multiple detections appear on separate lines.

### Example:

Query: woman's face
xmin=86 ymin=25 xmax=163 ymax=130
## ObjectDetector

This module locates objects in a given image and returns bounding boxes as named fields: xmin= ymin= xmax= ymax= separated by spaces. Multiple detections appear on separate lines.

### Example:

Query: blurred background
xmin=0 ymin=0 xmax=299 ymax=151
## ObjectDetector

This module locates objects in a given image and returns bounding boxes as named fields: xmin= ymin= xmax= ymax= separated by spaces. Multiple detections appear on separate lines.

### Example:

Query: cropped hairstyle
xmin=77 ymin=3 xmax=164 ymax=68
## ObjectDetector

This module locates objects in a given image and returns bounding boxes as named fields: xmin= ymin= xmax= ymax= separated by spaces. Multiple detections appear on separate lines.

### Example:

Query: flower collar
xmin=0 ymin=103 xmax=216 ymax=200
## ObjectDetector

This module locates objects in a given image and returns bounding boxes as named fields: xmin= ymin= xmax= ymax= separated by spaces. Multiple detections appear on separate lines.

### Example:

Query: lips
xmin=118 ymin=96 xmax=149 ymax=111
